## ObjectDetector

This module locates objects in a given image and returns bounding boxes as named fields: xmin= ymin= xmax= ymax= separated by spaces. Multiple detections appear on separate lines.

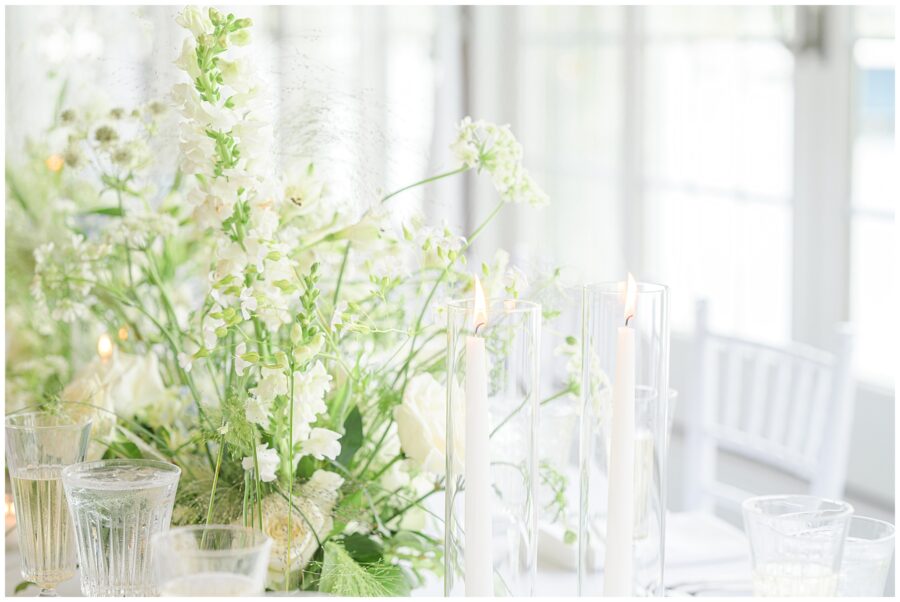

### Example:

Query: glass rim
xmin=5 ymin=410 xmax=93 ymax=431
xmin=61 ymin=458 xmax=181 ymax=490
xmin=848 ymin=515 xmax=896 ymax=542
xmin=583 ymin=280 xmax=668 ymax=296
xmin=741 ymin=494 xmax=855 ymax=520
xmin=445 ymin=297 xmax=541 ymax=315
xmin=152 ymin=525 xmax=273 ymax=556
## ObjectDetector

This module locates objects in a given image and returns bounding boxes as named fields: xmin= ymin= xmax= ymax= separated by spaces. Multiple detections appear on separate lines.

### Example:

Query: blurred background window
xmin=850 ymin=6 xmax=895 ymax=385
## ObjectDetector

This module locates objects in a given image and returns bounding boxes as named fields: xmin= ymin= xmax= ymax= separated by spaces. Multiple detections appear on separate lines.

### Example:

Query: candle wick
xmin=625 ymin=314 xmax=634 ymax=327
xmin=474 ymin=321 xmax=485 ymax=335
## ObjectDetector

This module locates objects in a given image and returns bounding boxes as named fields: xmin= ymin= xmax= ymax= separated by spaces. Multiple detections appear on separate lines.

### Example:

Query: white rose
xmin=394 ymin=373 xmax=461 ymax=476
xmin=256 ymin=492 xmax=331 ymax=590
xmin=106 ymin=352 xmax=169 ymax=419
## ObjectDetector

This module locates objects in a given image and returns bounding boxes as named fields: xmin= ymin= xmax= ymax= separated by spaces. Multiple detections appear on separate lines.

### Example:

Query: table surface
xmin=5 ymin=512 xmax=752 ymax=597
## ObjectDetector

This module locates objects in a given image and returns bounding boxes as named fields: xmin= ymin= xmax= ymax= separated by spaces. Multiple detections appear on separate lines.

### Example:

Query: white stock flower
xmin=300 ymin=428 xmax=341 ymax=460
xmin=242 ymin=443 xmax=279 ymax=482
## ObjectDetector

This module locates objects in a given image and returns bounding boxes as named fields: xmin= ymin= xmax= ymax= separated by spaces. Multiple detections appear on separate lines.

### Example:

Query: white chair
xmin=681 ymin=299 xmax=855 ymax=515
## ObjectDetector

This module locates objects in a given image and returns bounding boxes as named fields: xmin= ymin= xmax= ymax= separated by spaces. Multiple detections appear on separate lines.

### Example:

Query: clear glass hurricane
xmin=5 ymin=409 xmax=92 ymax=597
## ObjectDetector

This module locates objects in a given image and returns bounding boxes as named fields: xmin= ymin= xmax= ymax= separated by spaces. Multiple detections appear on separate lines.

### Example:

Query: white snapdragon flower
xmin=290 ymin=361 xmax=331 ymax=442
xmin=214 ymin=240 xmax=247 ymax=282
xmin=293 ymin=361 xmax=332 ymax=409
xmin=175 ymin=5 xmax=213 ymax=37
xmin=300 ymin=428 xmax=341 ymax=460
xmin=451 ymin=117 xmax=549 ymax=207
xmin=242 ymin=443 xmax=279 ymax=482
xmin=239 ymin=287 xmax=258 ymax=320
xmin=245 ymin=395 xmax=273 ymax=429
xmin=203 ymin=312 xmax=226 ymax=349
xmin=234 ymin=342 xmax=251 ymax=376
xmin=174 ymin=38 xmax=200 ymax=80
xmin=330 ymin=301 xmax=348 ymax=331
xmin=253 ymin=367 xmax=289 ymax=404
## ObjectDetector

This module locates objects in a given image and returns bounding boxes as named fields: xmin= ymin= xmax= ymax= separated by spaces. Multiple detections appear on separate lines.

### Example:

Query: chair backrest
xmin=681 ymin=299 xmax=855 ymax=514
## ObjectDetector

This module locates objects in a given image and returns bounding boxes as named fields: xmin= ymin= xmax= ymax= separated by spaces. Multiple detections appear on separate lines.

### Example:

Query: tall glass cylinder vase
xmin=445 ymin=296 xmax=541 ymax=596
xmin=578 ymin=280 xmax=669 ymax=596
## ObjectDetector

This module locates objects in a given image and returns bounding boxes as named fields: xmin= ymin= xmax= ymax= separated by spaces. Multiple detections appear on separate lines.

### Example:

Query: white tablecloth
xmin=5 ymin=512 xmax=751 ymax=597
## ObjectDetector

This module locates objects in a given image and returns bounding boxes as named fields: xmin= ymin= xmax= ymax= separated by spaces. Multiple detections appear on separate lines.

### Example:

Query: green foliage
xmin=13 ymin=582 xmax=34 ymax=595
xmin=318 ymin=542 xmax=411 ymax=597
xmin=336 ymin=406 xmax=363 ymax=468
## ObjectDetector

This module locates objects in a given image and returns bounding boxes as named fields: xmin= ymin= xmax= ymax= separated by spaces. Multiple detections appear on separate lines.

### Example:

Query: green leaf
xmin=104 ymin=440 xmax=142 ymax=459
xmin=342 ymin=533 xmax=384 ymax=564
xmin=14 ymin=582 xmax=34 ymax=594
xmin=335 ymin=406 xmax=363 ymax=468
xmin=81 ymin=206 xmax=124 ymax=217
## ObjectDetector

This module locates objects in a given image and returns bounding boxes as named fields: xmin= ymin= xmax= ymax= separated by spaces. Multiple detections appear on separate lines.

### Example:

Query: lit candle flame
xmin=97 ymin=333 xmax=114 ymax=361
xmin=624 ymin=273 xmax=637 ymax=325
xmin=45 ymin=154 xmax=64 ymax=172
xmin=117 ymin=326 xmax=129 ymax=341
xmin=472 ymin=276 xmax=488 ymax=332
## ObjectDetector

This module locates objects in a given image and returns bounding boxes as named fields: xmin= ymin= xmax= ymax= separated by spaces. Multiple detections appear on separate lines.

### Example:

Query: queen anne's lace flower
xmin=31 ymin=234 xmax=107 ymax=323
xmin=451 ymin=117 xmax=549 ymax=207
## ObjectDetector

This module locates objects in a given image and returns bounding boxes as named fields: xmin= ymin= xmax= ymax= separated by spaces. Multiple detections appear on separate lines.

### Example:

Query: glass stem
xmin=38 ymin=588 xmax=58 ymax=597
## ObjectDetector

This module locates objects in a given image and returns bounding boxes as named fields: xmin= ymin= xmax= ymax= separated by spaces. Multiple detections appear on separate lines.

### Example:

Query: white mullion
xmin=622 ymin=7 xmax=646 ymax=278
xmin=791 ymin=6 xmax=853 ymax=349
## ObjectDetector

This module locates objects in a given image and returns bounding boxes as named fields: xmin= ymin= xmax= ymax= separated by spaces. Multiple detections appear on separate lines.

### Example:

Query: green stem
xmin=380 ymin=165 xmax=468 ymax=205
xmin=332 ymin=242 xmax=351 ymax=307
xmin=204 ymin=435 xmax=225 ymax=527
xmin=396 ymin=200 xmax=505 ymax=393
xmin=540 ymin=388 xmax=574 ymax=406
xmin=252 ymin=437 xmax=263 ymax=530
xmin=286 ymin=358 xmax=296 ymax=592
xmin=382 ymin=487 xmax=439 ymax=524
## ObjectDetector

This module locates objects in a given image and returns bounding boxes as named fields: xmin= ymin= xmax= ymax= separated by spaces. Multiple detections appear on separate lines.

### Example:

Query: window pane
xmin=851 ymin=217 xmax=894 ymax=383
xmin=644 ymin=7 xmax=793 ymax=342
xmin=850 ymin=8 xmax=895 ymax=385
xmin=852 ymin=38 xmax=895 ymax=212
xmin=650 ymin=189 xmax=791 ymax=341
xmin=644 ymin=39 xmax=793 ymax=199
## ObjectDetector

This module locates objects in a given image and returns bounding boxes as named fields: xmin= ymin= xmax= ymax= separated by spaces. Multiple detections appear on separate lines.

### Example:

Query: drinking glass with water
xmin=742 ymin=495 xmax=853 ymax=596
xmin=62 ymin=459 xmax=180 ymax=596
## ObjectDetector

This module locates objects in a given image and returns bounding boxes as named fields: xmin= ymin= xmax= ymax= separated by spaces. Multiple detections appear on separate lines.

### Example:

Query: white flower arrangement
xmin=7 ymin=6 xmax=575 ymax=595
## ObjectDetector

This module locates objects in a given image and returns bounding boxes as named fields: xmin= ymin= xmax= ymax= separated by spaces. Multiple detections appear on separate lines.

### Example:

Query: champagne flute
xmin=5 ymin=409 xmax=92 ymax=597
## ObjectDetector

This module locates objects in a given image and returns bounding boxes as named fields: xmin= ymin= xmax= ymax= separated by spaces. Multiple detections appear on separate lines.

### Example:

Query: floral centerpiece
xmin=7 ymin=7 xmax=576 ymax=595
